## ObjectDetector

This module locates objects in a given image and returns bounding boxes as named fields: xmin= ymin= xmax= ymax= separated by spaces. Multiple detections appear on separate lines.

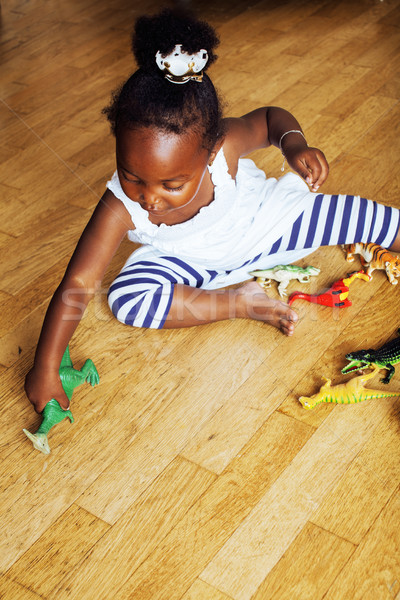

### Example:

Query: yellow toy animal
xmin=343 ymin=242 xmax=400 ymax=285
xmin=299 ymin=365 xmax=400 ymax=410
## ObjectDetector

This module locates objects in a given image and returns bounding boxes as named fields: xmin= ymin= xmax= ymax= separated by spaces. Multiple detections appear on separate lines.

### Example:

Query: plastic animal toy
xmin=342 ymin=328 xmax=400 ymax=384
xmin=299 ymin=365 xmax=400 ymax=410
xmin=23 ymin=346 xmax=99 ymax=454
xmin=288 ymin=270 xmax=370 ymax=307
xmin=344 ymin=242 xmax=400 ymax=285
xmin=250 ymin=264 xmax=320 ymax=297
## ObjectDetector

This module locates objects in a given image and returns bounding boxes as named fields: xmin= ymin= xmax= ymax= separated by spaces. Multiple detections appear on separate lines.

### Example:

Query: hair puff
xmin=132 ymin=8 xmax=219 ymax=74
xmin=103 ymin=8 xmax=225 ymax=152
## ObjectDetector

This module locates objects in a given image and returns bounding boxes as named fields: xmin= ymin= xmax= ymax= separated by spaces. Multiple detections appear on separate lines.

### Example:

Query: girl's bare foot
xmin=236 ymin=281 xmax=298 ymax=336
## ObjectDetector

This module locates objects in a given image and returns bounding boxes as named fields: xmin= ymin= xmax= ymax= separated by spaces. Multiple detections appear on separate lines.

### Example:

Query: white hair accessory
xmin=155 ymin=44 xmax=208 ymax=84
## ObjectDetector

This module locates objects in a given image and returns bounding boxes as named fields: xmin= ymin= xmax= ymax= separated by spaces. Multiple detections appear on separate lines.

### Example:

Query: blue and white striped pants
xmin=108 ymin=194 xmax=400 ymax=329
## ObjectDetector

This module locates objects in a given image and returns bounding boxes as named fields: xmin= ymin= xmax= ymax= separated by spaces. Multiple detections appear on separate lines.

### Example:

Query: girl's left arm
xmin=25 ymin=190 xmax=132 ymax=413
xmin=224 ymin=106 xmax=329 ymax=191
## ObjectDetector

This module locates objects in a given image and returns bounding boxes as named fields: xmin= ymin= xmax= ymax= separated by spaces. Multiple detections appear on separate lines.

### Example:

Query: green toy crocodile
xmin=342 ymin=328 xmax=400 ymax=384
xmin=299 ymin=365 xmax=400 ymax=410
xmin=23 ymin=346 xmax=99 ymax=454
xmin=250 ymin=264 xmax=320 ymax=297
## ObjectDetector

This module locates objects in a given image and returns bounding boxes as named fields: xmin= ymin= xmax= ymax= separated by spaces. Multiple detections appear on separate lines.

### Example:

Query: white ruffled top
xmin=106 ymin=147 xmax=310 ymax=270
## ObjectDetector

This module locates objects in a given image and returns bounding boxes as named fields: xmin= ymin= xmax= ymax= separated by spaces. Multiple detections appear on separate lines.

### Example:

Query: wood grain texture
xmin=200 ymin=398 xmax=396 ymax=599
xmin=6 ymin=505 xmax=111 ymax=597
xmin=252 ymin=522 xmax=356 ymax=600
xmin=51 ymin=457 xmax=216 ymax=599
xmin=323 ymin=488 xmax=400 ymax=600
xmin=108 ymin=412 xmax=313 ymax=600
xmin=1 ymin=1 xmax=399 ymax=600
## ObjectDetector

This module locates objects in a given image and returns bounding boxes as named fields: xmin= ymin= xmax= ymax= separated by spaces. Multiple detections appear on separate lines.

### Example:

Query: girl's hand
xmin=285 ymin=146 xmax=329 ymax=192
xmin=25 ymin=366 xmax=70 ymax=414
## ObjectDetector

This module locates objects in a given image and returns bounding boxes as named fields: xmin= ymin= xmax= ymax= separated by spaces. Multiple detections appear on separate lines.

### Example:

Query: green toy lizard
xmin=342 ymin=328 xmax=400 ymax=384
xmin=250 ymin=264 xmax=320 ymax=297
xmin=23 ymin=346 xmax=99 ymax=454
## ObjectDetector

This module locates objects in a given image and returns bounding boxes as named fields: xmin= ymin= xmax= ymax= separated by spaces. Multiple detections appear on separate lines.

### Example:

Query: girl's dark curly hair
xmin=103 ymin=8 xmax=225 ymax=153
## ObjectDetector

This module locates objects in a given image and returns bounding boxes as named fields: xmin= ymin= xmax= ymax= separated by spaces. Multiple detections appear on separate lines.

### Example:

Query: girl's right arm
xmin=25 ymin=190 xmax=132 ymax=413
xmin=223 ymin=107 xmax=329 ymax=191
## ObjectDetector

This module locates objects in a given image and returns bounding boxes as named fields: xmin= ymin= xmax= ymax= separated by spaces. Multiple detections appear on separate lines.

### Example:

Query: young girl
xmin=25 ymin=9 xmax=400 ymax=414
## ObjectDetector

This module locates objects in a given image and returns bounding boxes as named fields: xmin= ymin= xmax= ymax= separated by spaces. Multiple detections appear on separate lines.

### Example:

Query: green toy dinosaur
xmin=299 ymin=365 xmax=400 ymax=410
xmin=250 ymin=264 xmax=320 ymax=297
xmin=342 ymin=328 xmax=400 ymax=384
xmin=23 ymin=346 xmax=99 ymax=454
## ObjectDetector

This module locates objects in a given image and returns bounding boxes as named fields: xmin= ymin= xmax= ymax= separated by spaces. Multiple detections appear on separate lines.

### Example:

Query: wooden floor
xmin=1 ymin=0 xmax=400 ymax=598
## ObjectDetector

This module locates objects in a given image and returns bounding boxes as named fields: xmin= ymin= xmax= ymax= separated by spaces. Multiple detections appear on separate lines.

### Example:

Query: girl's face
xmin=116 ymin=126 xmax=213 ymax=216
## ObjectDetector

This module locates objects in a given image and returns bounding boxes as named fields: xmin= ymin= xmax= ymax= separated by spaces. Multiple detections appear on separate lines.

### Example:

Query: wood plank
xmin=0 ymin=50 xmax=29 ymax=97
xmin=353 ymin=26 xmax=400 ymax=69
xmin=323 ymin=52 xmax=400 ymax=119
xmin=163 ymin=316 xmax=278 ymax=373
xmin=377 ymin=171 xmax=400 ymax=208
xmin=0 ymin=356 xmax=190 ymax=571
xmin=0 ymin=259 xmax=65 ymax=338
xmin=252 ymin=522 xmax=355 ymax=600
xmin=76 ymin=324 xmax=267 ymax=523
xmin=6 ymin=505 xmax=110 ymax=597
xmin=305 ymin=22 xmax=399 ymax=84
xmin=323 ymin=487 xmax=400 ymax=600
xmin=200 ymin=398 xmax=395 ymax=600
xmin=309 ymin=95 xmax=397 ymax=164
xmin=379 ymin=2 xmax=400 ymax=28
xmin=107 ymin=412 xmax=314 ymax=600
xmin=310 ymin=402 xmax=400 ymax=545
xmin=180 ymin=366 xmax=294 ymax=474
xmin=343 ymin=103 xmax=400 ymax=168
xmin=5 ymin=65 xmax=90 ymax=117
xmin=251 ymin=0 xmax=333 ymax=33
xmin=181 ymin=579 xmax=233 ymax=600
xmin=50 ymin=457 xmax=216 ymax=600
xmin=0 ymin=304 xmax=47 ymax=367
xmin=0 ymin=201 xmax=91 ymax=295
xmin=293 ymin=63 xmax=369 ymax=123
xmin=314 ymin=0 xmax=397 ymax=24
xmin=0 ymin=353 xmax=35 ymax=457
xmin=0 ymin=576 xmax=41 ymax=599
xmin=324 ymin=153 xmax=397 ymax=202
